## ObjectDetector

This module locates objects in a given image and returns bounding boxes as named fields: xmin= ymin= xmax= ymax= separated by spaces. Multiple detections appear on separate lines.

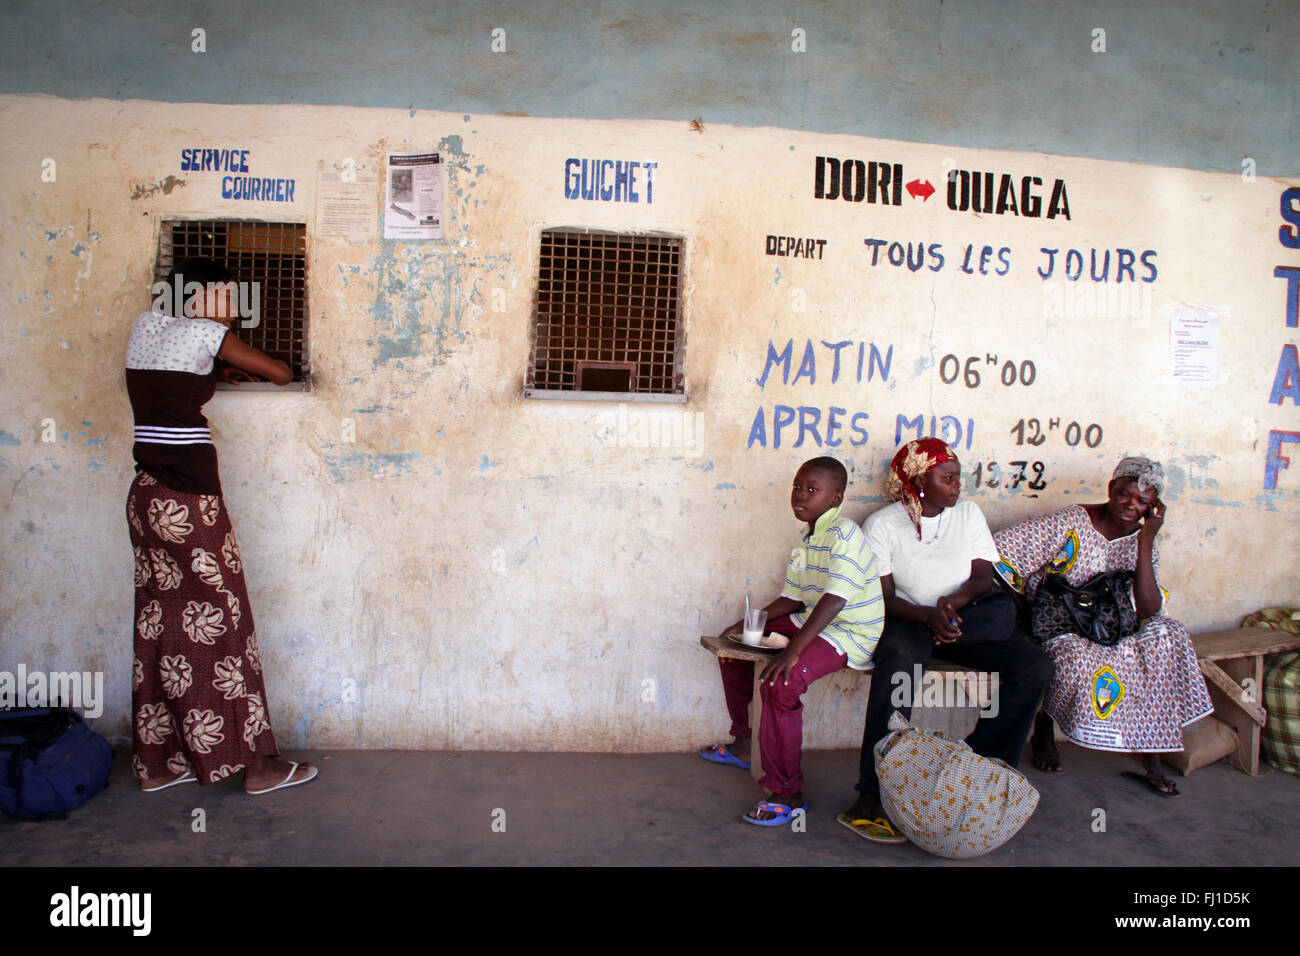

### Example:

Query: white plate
xmin=725 ymin=634 xmax=782 ymax=651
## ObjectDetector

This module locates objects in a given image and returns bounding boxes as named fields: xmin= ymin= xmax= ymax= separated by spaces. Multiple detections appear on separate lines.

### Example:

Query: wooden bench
xmin=1191 ymin=627 xmax=1300 ymax=774
xmin=699 ymin=633 xmax=998 ymax=782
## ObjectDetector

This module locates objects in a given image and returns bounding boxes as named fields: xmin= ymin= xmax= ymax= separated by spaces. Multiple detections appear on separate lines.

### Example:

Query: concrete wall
xmin=1 ymin=3 xmax=1297 ymax=751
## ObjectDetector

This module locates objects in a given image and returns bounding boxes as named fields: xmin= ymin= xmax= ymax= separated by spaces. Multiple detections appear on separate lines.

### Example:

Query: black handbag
xmin=1030 ymin=570 xmax=1138 ymax=646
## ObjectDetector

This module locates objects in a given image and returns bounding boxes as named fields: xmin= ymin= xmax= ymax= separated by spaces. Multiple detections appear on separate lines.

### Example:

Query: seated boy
xmin=699 ymin=456 xmax=884 ymax=825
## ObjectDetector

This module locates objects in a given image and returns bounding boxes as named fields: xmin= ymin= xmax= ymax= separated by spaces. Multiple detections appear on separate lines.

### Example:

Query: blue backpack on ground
xmin=0 ymin=708 xmax=114 ymax=820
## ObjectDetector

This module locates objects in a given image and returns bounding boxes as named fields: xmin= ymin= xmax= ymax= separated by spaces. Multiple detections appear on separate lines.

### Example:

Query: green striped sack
xmin=1262 ymin=649 xmax=1300 ymax=775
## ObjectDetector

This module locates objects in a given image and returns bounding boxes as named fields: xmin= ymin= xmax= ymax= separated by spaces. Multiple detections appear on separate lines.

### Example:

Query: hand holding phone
xmin=1139 ymin=497 xmax=1165 ymax=542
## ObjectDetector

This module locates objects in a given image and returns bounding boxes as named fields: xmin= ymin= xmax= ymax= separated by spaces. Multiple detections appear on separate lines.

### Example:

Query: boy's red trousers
xmin=718 ymin=615 xmax=848 ymax=797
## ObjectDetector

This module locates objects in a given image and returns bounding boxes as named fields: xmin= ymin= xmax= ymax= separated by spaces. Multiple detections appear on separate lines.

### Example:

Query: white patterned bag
xmin=874 ymin=712 xmax=1040 ymax=859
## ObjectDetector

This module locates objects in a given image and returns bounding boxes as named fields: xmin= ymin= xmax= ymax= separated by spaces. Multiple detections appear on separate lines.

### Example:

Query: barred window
xmin=525 ymin=229 xmax=686 ymax=401
xmin=152 ymin=219 xmax=309 ymax=389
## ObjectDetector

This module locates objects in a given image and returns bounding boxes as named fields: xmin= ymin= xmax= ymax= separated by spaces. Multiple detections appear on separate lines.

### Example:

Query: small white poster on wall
xmin=384 ymin=152 xmax=444 ymax=240
xmin=1170 ymin=307 xmax=1221 ymax=388
xmin=316 ymin=160 xmax=378 ymax=243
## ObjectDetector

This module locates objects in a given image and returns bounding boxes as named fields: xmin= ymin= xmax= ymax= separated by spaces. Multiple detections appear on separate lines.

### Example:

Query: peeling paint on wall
xmin=129 ymin=175 xmax=186 ymax=199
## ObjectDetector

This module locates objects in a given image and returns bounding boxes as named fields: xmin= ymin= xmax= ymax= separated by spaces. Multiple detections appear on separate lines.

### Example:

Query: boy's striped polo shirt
xmin=780 ymin=505 xmax=884 ymax=669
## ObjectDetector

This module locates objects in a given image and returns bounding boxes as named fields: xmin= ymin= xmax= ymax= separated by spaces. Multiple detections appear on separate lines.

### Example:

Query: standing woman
xmin=126 ymin=257 xmax=317 ymax=795
xmin=839 ymin=439 xmax=1051 ymax=843
xmin=993 ymin=457 xmax=1213 ymax=797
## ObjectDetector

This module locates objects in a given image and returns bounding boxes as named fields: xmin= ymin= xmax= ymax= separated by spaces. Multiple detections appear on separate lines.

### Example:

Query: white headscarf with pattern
xmin=1112 ymin=456 xmax=1165 ymax=496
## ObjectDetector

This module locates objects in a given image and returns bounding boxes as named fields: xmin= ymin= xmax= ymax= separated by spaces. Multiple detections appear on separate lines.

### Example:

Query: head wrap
xmin=1112 ymin=456 xmax=1165 ymax=496
xmin=886 ymin=438 xmax=958 ymax=539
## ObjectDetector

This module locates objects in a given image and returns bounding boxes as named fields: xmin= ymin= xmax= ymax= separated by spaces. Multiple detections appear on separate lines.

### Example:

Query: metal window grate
xmin=527 ymin=229 xmax=684 ymax=395
xmin=153 ymin=220 xmax=309 ymax=383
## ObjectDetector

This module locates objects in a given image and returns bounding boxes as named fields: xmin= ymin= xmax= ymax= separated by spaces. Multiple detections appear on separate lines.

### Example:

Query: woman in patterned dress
xmin=126 ymin=257 xmax=317 ymax=796
xmin=992 ymin=457 xmax=1213 ymax=797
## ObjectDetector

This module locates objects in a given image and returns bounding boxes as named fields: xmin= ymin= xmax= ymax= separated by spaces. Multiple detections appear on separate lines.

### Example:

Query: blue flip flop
xmin=698 ymin=744 xmax=751 ymax=770
xmin=744 ymin=800 xmax=806 ymax=827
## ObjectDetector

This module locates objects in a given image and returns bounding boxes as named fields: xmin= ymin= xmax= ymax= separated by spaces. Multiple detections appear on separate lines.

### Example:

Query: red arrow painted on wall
xmin=906 ymin=179 xmax=936 ymax=201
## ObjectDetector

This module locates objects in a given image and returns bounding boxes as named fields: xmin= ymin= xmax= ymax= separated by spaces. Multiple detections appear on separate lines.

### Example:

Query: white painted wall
xmin=2 ymin=96 xmax=1297 ymax=749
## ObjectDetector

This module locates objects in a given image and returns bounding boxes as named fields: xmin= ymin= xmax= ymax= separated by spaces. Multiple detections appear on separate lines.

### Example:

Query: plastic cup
xmin=742 ymin=608 xmax=768 ymax=645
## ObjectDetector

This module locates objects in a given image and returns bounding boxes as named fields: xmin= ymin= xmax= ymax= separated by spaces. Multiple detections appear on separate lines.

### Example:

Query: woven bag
xmin=1241 ymin=608 xmax=1300 ymax=775
xmin=874 ymin=712 xmax=1039 ymax=859
xmin=1261 ymin=651 xmax=1300 ymax=775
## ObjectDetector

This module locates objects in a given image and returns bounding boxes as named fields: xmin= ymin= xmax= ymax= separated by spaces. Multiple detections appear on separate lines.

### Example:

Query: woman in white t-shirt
xmin=836 ymin=438 xmax=1051 ymax=844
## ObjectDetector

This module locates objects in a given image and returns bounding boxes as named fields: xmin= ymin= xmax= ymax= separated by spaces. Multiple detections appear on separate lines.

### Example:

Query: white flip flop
xmin=141 ymin=770 xmax=196 ymax=792
xmin=246 ymin=760 xmax=318 ymax=796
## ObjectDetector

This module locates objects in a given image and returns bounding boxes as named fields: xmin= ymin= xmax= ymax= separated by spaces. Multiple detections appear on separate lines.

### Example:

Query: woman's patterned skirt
xmin=127 ymin=471 xmax=279 ymax=784
xmin=1044 ymin=616 xmax=1214 ymax=752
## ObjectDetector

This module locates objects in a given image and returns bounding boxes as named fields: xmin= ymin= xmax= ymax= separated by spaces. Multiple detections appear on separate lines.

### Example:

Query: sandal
xmin=698 ymin=743 xmax=751 ymax=770
xmin=140 ymin=770 xmax=196 ymax=792
xmin=246 ymin=760 xmax=318 ymax=796
xmin=1120 ymin=770 xmax=1181 ymax=798
xmin=836 ymin=812 xmax=908 ymax=844
xmin=744 ymin=799 xmax=805 ymax=827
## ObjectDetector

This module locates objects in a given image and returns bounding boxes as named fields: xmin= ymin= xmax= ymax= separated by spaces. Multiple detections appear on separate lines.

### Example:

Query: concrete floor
xmin=3 ymin=744 xmax=1296 ymax=866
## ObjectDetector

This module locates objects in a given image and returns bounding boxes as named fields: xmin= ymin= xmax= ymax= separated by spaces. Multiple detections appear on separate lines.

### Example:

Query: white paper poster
xmin=316 ymin=161 xmax=378 ymax=242
xmin=1170 ymin=307 xmax=1221 ymax=388
xmin=384 ymin=152 xmax=444 ymax=240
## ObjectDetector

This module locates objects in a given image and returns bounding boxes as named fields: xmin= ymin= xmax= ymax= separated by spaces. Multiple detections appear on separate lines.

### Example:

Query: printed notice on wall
xmin=384 ymin=152 xmax=444 ymax=240
xmin=1170 ymin=307 xmax=1221 ymax=387
xmin=316 ymin=160 xmax=378 ymax=243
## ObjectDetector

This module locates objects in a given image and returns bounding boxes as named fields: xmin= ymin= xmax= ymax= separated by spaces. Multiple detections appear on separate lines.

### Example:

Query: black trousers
xmin=855 ymin=590 xmax=1052 ymax=795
